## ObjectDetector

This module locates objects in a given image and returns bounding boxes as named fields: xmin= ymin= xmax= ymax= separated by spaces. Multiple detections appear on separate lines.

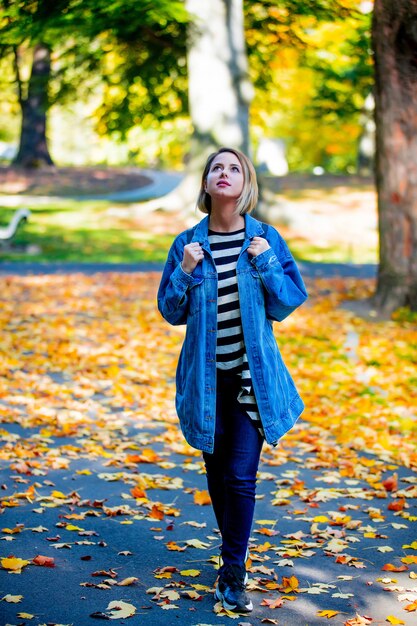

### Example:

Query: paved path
xmin=0 ymin=169 xmax=184 ymax=207
xmin=0 ymin=260 xmax=377 ymax=278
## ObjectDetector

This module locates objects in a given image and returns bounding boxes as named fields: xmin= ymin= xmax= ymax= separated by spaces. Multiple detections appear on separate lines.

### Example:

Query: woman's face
xmin=204 ymin=151 xmax=244 ymax=203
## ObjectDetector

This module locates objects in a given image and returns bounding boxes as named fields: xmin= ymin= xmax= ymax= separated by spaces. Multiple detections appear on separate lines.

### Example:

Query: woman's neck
xmin=209 ymin=205 xmax=245 ymax=233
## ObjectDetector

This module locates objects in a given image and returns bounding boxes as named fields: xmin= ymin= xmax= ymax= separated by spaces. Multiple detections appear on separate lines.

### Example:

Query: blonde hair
xmin=196 ymin=147 xmax=258 ymax=215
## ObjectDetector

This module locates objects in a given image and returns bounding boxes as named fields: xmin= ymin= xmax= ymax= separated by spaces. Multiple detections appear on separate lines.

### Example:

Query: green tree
xmin=0 ymin=0 xmax=188 ymax=167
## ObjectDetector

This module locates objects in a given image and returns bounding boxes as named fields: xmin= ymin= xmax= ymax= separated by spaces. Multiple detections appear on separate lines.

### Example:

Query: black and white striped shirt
xmin=208 ymin=228 xmax=264 ymax=436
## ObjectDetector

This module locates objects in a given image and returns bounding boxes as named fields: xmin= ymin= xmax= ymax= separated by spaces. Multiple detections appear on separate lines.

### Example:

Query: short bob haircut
xmin=196 ymin=147 xmax=258 ymax=215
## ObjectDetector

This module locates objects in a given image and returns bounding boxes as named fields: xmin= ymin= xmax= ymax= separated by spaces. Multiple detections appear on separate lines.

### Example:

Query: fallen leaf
xmin=1 ymin=594 xmax=23 ymax=602
xmin=382 ymin=563 xmax=409 ymax=572
xmin=193 ymin=489 xmax=211 ymax=505
xmin=106 ymin=600 xmax=136 ymax=619
xmin=180 ymin=569 xmax=201 ymax=577
xmin=1 ymin=556 xmax=30 ymax=573
xmin=33 ymin=554 xmax=55 ymax=567
xmin=318 ymin=610 xmax=340 ymax=618
xmin=382 ymin=474 xmax=398 ymax=492
xmin=117 ymin=577 xmax=138 ymax=586
xmin=185 ymin=538 xmax=211 ymax=549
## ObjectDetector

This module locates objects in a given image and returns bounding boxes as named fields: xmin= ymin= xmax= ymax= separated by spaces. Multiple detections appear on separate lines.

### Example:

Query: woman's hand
xmin=247 ymin=236 xmax=270 ymax=257
xmin=181 ymin=242 xmax=204 ymax=274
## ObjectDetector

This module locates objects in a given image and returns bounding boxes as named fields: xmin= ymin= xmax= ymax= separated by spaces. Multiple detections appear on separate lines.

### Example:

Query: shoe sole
xmin=215 ymin=587 xmax=253 ymax=613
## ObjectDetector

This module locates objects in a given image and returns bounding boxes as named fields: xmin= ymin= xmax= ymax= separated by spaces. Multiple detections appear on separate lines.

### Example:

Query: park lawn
xmin=0 ymin=182 xmax=378 ymax=264
xmin=0 ymin=202 xmax=177 ymax=263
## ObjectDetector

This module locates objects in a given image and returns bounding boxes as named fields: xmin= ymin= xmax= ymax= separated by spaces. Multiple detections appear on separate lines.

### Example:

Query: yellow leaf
xmin=317 ymin=609 xmax=340 ymax=618
xmin=401 ymin=556 xmax=417 ymax=564
xmin=180 ymin=569 xmax=201 ymax=577
xmin=51 ymin=490 xmax=67 ymax=499
xmin=1 ymin=594 xmax=23 ymax=603
xmin=1 ymin=557 xmax=30 ymax=573
xmin=17 ymin=613 xmax=34 ymax=619
xmin=403 ymin=541 xmax=417 ymax=550
xmin=314 ymin=515 xmax=330 ymax=523
xmin=386 ymin=616 xmax=405 ymax=625
xmin=65 ymin=524 xmax=84 ymax=531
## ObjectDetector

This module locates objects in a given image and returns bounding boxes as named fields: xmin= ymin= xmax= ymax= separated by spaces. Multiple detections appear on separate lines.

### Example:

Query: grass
xmin=0 ymin=203 xmax=175 ymax=263
xmin=0 ymin=178 xmax=378 ymax=264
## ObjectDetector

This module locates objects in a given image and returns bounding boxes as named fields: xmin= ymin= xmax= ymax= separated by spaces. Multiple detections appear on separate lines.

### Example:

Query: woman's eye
xmin=212 ymin=165 xmax=221 ymax=171
xmin=232 ymin=166 xmax=240 ymax=172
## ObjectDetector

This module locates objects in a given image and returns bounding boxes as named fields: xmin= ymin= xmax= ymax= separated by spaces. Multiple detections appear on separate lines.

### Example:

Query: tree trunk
xmin=186 ymin=0 xmax=252 ymax=164
xmin=14 ymin=43 xmax=54 ymax=168
xmin=372 ymin=0 xmax=417 ymax=313
xmin=134 ymin=0 xmax=252 ymax=217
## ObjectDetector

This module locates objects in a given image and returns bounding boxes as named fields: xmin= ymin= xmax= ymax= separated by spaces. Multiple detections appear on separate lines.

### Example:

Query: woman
xmin=157 ymin=147 xmax=307 ymax=613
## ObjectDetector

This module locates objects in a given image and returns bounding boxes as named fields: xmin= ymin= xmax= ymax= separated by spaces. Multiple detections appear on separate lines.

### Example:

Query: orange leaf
xmin=381 ymin=563 xmax=408 ymax=572
xmin=382 ymin=473 xmax=398 ymax=492
xmin=149 ymin=504 xmax=164 ymax=520
xmin=279 ymin=575 xmax=299 ymax=593
xmin=33 ymin=555 xmax=55 ymax=567
xmin=166 ymin=541 xmax=187 ymax=552
xmin=130 ymin=486 xmax=147 ymax=499
xmin=405 ymin=600 xmax=417 ymax=612
xmin=388 ymin=499 xmax=405 ymax=512
xmin=261 ymin=597 xmax=284 ymax=608
xmin=258 ymin=527 xmax=279 ymax=536
xmin=193 ymin=490 xmax=211 ymax=506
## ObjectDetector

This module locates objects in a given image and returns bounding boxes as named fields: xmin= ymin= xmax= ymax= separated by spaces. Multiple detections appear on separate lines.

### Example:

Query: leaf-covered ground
xmin=0 ymin=272 xmax=416 ymax=626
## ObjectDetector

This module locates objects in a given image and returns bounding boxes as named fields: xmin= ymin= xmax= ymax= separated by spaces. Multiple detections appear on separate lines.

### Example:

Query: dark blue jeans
xmin=203 ymin=370 xmax=264 ymax=568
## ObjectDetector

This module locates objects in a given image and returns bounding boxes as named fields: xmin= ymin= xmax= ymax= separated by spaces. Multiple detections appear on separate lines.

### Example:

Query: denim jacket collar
xmin=191 ymin=214 xmax=265 ymax=249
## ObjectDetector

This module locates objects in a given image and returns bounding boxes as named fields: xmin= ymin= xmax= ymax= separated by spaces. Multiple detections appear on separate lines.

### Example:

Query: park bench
xmin=0 ymin=208 xmax=31 ymax=244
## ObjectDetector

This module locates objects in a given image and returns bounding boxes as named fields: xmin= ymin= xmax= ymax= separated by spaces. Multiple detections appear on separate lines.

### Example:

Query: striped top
xmin=208 ymin=228 xmax=264 ymax=436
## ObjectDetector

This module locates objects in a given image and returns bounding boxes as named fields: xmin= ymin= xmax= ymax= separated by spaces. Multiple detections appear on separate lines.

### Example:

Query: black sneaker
xmin=217 ymin=548 xmax=250 ymax=585
xmin=215 ymin=564 xmax=253 ymax=613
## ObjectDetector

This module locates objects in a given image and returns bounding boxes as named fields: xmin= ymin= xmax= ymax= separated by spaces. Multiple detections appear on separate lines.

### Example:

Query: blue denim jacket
xmin=157 ymin=214 xmax=308 ymax=453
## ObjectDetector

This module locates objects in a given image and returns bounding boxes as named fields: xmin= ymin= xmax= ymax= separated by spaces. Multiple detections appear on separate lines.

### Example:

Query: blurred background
xmin=0 ymin=0 xmax=374 ymax=173
xmin=0 ymin=0 xmax=415 ymax=315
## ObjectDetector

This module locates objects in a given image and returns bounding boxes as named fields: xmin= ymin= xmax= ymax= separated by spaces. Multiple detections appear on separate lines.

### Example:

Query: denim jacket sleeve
xmin=157 ymin=232 xmax=202 ymax=325
xmin=250 ymin=225 xmax=307 ymax=322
